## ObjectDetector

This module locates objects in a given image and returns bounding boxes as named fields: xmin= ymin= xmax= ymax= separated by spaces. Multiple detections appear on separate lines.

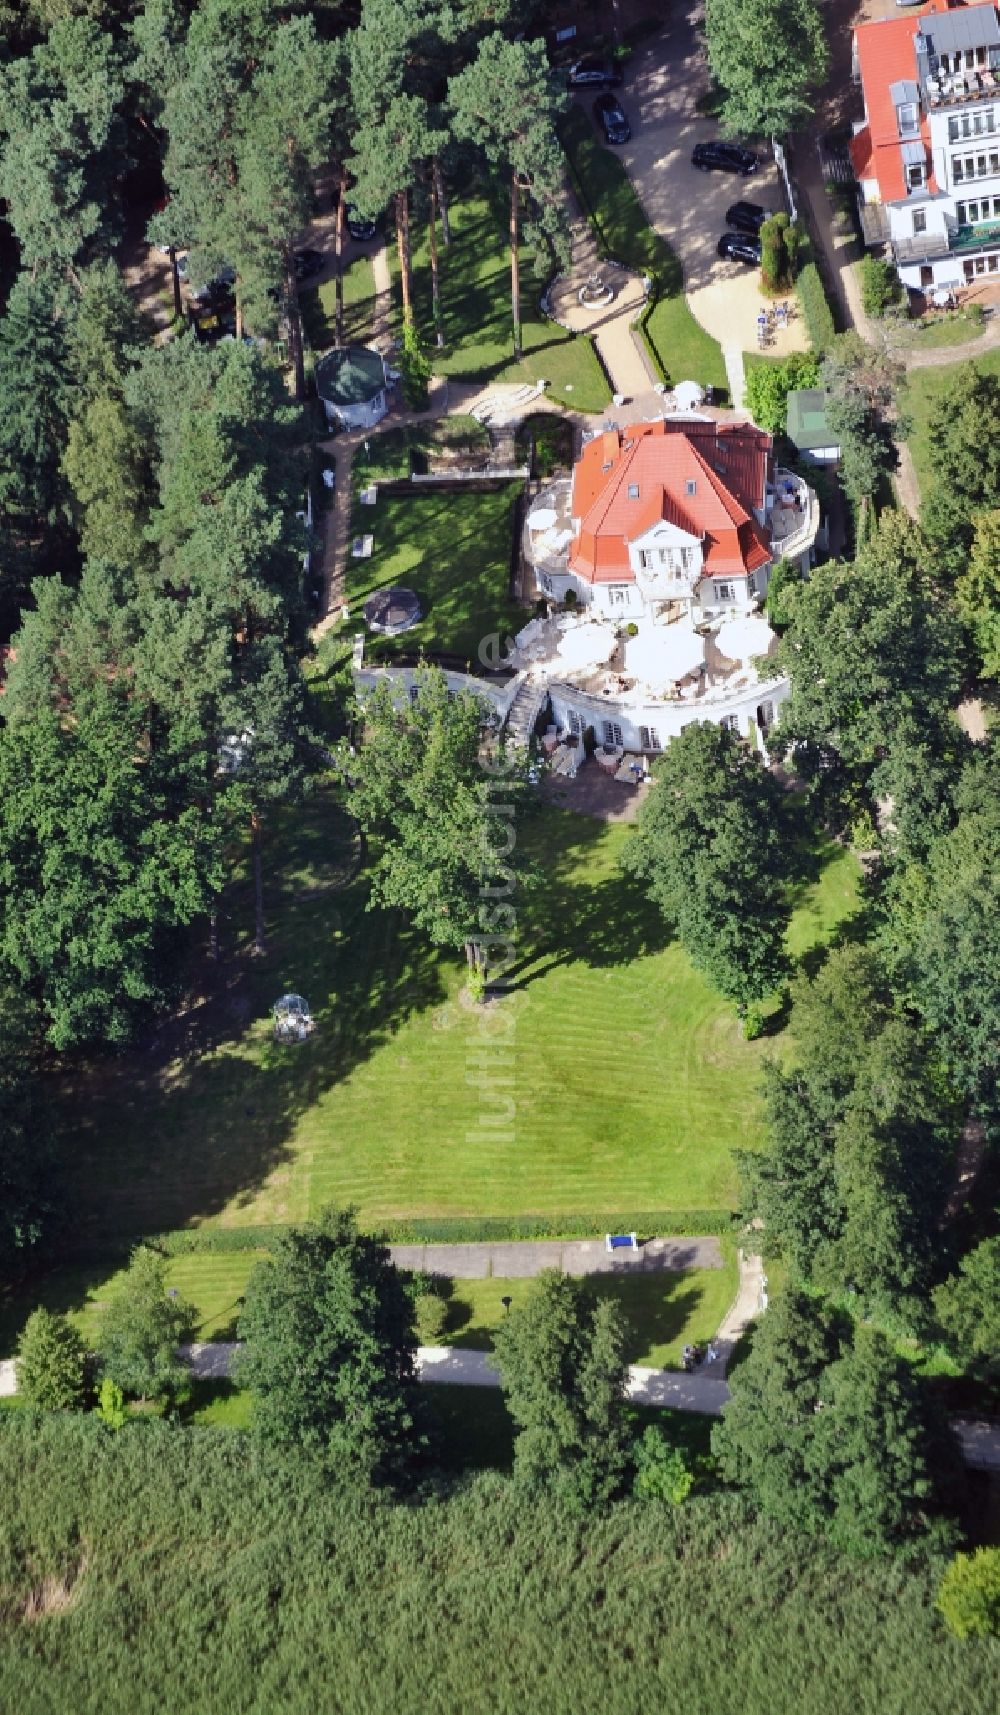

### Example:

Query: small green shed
xmin=785 ymin=389 xmax=840 ymax=465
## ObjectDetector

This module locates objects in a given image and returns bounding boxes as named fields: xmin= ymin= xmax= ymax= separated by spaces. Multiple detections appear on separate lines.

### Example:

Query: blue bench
xmin=605 ymin=1232 xmax=638 ymax=1254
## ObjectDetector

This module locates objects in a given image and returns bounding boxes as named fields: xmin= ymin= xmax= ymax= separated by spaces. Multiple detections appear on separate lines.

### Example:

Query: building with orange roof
xmin=852 ymin=0 xmax=1000 ymax=292
xmin=525 ymin=417 xmax=815 ymax=622
xmin=512 ymin=416 xmax=821 ymax=757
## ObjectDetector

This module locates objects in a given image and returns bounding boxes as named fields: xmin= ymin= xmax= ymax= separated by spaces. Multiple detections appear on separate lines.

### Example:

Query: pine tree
xmin=16 ymin=1309 xmax=89 ymax=1411
xmin=0 ymin=15 xmax=128 ymax=282
xmin=449 ymin=34 xmax=568 ymax=358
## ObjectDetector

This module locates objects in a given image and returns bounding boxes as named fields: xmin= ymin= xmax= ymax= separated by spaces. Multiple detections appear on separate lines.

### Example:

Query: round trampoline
xmin=364 ymin=586 xmax=422 ymax=635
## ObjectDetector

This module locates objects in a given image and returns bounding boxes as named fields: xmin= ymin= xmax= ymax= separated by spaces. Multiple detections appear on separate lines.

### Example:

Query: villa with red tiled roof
xmin=507 ymin=416 xmax=821 ymax=758
xmin=356 ymin=417 xmax=822 ymax=763
xmin=526 ymin=418 xmax=817 ymax=622
xmin=852 ymin=0 xmax=1000 ymax=292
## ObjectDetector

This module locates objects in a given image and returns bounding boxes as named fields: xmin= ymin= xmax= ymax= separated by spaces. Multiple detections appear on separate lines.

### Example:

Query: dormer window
xmin=898 ymin=101 xmax=918 ymax=137
xmin=908 ymin=164 xmax=925 ymax=190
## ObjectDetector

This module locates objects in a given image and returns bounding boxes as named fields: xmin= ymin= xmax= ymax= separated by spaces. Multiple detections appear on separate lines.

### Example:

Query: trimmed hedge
xmin=796 ymin=261 xmax=837 ymax=354
xmin=129 ymin=1211 xmax=731 ymax=1256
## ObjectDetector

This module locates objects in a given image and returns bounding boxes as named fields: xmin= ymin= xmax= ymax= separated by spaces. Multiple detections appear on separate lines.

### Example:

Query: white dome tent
xmin=273 ymin=993 xmax=315 ymax=1043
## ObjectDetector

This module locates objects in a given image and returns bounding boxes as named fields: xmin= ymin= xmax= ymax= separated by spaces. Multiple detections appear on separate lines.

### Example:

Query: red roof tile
xmin=568 ymin=421 xmax=773 ymax=586
xmin=852 ymin=0 xmax=958 ymax=201
xmin=850 ymin=125 xmax=874 ymax=181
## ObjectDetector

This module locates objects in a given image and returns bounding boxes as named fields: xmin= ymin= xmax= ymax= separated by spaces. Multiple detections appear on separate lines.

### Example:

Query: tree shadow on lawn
xmin=500 ymin=811 xmax=672 ymax=990
xmin=53 ymin=799 xmax=449 ymax=1254
xmin=445 ymin=1278 xmax=704 ymax=1367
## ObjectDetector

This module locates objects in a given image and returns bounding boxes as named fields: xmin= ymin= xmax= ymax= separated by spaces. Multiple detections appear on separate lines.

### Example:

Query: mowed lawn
xmin=0 ymin=1255 xmax=735 ymax=1370
xmin=339 ymin=483 xmax=529 ymax=664
xmin=53 ymin=790 xmax=860 ymax=1251
xmin=400 ymin=193 xmax=611 ymax=413
xmin=902 ymin=347 xmax=1000 ymax=496
xmin=299 ymin=252 xmax=378 ymax=351
xmin=444 ymin=1261 xmax=737 ymax=1368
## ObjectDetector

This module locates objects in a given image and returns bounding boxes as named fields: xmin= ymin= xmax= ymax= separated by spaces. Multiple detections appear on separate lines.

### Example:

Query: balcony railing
xmin=892 ymin=232 xmax=951 ymax=264
xmin=953 ymin=220 xmax=1000 ymax=250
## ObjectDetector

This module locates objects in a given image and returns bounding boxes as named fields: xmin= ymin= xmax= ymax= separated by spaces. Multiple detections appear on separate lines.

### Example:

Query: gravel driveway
xmin=601 ymin=2 xmax=809 ymax=360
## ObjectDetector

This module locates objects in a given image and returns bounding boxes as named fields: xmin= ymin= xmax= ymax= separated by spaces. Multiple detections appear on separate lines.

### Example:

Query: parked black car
xmin=567 ymin=55 xmax=621 ymax=89
xmin=345 ymin=204 xmax=378 ymax=241
xmin=693 ymin=141 xmax=759 ymax=176
xmin=724 ymin=201 xmax=769 ymax=234
xmin=594 ymin=93 xmax=631 ymax=144
xmin=717 ymin=231 xmax=762 ymax=265
xmin=294 ymin=247 xmax=325 ymax=281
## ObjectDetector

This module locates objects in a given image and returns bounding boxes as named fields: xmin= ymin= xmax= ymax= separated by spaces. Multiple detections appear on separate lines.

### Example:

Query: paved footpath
xmin=3 ymin=1335 xmax=998 ymax=1466
xmin=388 ymin=1235 xmax=722 ymax=1279
xmin=414 ymin=1345 xmax=732 ymax=1415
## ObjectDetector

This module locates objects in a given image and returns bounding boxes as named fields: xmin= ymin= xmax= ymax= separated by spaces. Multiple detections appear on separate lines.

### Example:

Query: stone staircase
xmin=504 ymin=675 xmax=549 ymax=747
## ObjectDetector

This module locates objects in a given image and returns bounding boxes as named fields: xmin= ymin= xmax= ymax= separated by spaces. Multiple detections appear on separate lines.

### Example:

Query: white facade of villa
xmin=545 ymin=674 xmax=783 ymax=758
xmin=852 ymin=2 xmax=1000 ymax=292
xmin=519 ymin=417 xmax=819 ymax=756
xmin=350 ymin=416 xmax=820 ymax=765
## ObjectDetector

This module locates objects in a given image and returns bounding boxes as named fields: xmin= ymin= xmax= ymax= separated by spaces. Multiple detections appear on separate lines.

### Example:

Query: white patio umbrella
xmin=625 ymin=622 xmax=704 ymax=685
xmin=672 ymin=379 xmax=705 ymax=412
xmin=527 ymin=506 xmax=558 ymax=531
xmin=556 ymin=619 xmax=617 ymax=672
xmin=715 ymin=613 xmax=775 ymax=663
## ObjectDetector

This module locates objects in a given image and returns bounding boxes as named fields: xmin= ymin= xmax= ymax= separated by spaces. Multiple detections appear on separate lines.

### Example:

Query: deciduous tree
xmin=623 ymin=721 xmax=788 ymax=1014
xmin=704 ymin=0 xmax=828 ymax=139
xmin=880 ymin=742 xmax=1000 ymax=1103
xmin=347 ymin=668 xmax=535 ymax=995
xmin=739 ymin=947 xmax=954 ymax=1307
xmin=820 ymin=331 xmax=905 ymax=511
xmin=938 ymin=1548 xmax=1000 ymax=1639
xmin=97 ymin=1246 xmax=195 ymax=1403
xmin=773 ymin=512 xmax=964 ymax=837
xmin=236 ymin=1207 xmax=424 ymax=1485
xmin=934 ymin=1238 xmax=1000 ymax=1380
xmin=956 ymin=508 xmax=1000 ymax=681
xmin=922 ymin=364 xmax=1000 ymax=579
xmin=744 ymin=349 xmax=819 ymax=435
xmin=491 ymin=1270 xmax=632 ymax=1509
